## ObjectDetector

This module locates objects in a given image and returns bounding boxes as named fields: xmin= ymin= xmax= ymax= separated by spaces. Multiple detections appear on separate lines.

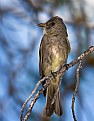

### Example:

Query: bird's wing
xmin=39 ymin=37 xmax=47 ymax=96
xmin=63 ymin=23 xmax=71 ymax=54
xmin=66 ymin=37 xmax=71 ymax=54
xmin=39 ymin=38 xmax=44 ymax=79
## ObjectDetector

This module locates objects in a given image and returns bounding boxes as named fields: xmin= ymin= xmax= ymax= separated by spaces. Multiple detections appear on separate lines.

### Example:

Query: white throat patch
xmin=43 ymin=29 xmax=47 ymax=34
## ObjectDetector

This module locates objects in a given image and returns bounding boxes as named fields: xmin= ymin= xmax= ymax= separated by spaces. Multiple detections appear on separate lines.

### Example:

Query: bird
xmin=38 ymin=16 xmax=71 ymax=117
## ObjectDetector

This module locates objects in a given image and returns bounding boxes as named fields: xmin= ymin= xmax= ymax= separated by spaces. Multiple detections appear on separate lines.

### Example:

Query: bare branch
xmin=20 ymin=46 xmax=94 ymax=121
xmin=20 ymin=77 xmax=50 ymax=121
xmin=24 ymin=88 xmax=44 ymax=121
xmin=71 ymin=59 xmax=82 ymax=121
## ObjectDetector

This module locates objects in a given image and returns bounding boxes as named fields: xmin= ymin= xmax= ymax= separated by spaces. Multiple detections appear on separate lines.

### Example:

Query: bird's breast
xmin=42 ymin=35 xmax=68 ymax=74
xmin=52 ymin=46 xmax=59 ymax=58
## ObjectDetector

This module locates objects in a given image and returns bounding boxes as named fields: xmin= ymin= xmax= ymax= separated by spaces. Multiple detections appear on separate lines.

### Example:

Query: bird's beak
xmin=37 ymin=23 xmax=46 ymax=27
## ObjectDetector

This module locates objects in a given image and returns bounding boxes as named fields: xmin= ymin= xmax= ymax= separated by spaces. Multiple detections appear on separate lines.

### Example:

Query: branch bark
xmin=71 ymin=59 xmax=82 ymax=121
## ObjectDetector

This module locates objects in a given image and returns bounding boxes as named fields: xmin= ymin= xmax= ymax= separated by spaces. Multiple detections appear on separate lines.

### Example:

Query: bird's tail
xmin=43 ymin=82 xmax=62 ymax=116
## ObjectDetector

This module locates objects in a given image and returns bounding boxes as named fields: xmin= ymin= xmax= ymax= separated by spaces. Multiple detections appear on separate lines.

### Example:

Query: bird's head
xmin=38 ymin=16 xmax=66 ymax=35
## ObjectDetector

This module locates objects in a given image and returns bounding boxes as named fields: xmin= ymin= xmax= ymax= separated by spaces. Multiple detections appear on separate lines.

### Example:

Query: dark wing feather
xmin=39 ymin=41 xmax=44 ymax=78
xmin=64 ymin=23 xmax=71 ymax=53
xmin=39 ymin=38 xmax=46 ymax=96
xmin=66 ymin=37 xmax=71 ymax=54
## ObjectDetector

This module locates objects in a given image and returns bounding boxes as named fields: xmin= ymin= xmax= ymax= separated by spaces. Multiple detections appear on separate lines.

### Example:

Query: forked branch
xmin=20 ymin=46 xmax=94 ymax=121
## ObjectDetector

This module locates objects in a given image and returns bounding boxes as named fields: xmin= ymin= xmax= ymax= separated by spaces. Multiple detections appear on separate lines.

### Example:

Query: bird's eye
xmin=51 ymin=22 xmax=55 ymax=26
xmin=46 ymin=22 xmax=55 ymax=29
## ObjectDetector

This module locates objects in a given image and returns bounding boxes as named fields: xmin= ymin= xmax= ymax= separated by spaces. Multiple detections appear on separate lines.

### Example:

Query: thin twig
xmin=24 ymin=88 xmax=44 ymax=121
xmin=20 ymin=77 xmax=50 ymax=121
xmin=71 ymin=59 xmax=82 ymax=121
xmin=23 ymin=77 xmax=52 ymax=121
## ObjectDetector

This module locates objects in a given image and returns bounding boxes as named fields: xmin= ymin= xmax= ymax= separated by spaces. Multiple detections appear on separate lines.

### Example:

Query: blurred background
xmin=0 ymin=0 xmax=94 ymax=121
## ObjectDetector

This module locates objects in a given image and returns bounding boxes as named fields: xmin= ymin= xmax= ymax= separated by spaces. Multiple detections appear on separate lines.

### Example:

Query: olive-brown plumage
xmin=38 ymin=16 xmax=71 ymax=117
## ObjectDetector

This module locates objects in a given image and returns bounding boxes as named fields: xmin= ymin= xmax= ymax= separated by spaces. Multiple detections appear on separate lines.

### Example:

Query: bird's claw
xmin=63 ymin=64 xmax=69 ymax=70
xmin=51 ymin=71 xmax=57 ymax=78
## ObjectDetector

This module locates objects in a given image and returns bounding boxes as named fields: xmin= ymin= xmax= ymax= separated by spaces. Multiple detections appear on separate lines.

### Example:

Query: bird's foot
xmin=51 ymin=71 xmax=57 ymax=79
xmin=63 ymin=64 xmax=69 ymax=70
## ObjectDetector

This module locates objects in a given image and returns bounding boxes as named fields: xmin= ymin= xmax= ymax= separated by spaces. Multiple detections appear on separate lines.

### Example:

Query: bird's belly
xmin=43 ymin=44 xmax=67 ymax=76
xmin=51 ymin=46 xmax=66 ymax=72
